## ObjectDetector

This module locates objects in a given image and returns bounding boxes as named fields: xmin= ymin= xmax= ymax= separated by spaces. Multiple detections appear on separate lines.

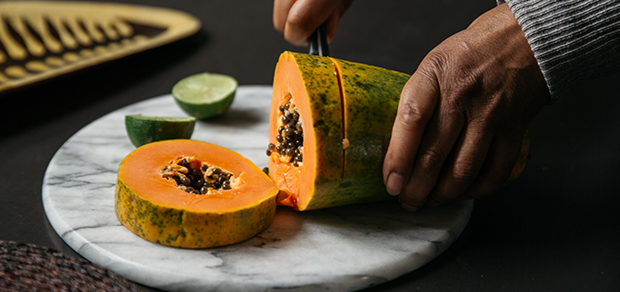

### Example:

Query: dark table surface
xmin=1 ymin=0 xmax=619 ymax=291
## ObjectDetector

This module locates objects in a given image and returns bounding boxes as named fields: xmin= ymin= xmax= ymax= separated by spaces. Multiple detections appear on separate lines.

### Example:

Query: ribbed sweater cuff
xmin=501 ymin=0 xmax=620 ymax=102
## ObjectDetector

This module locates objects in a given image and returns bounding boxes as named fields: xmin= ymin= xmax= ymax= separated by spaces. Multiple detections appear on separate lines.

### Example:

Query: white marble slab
xmin=42 ymin=85 xmax=473 ymax=291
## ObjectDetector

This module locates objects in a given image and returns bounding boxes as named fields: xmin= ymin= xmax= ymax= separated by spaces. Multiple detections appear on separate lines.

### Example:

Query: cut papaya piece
xmin=332 ymin=57 xmax=411 ymax=201
xmin=267 ymin=51 xmax=530 ymax=211
xmin=125 ymin=114 xmax=196 ymax=147
xmin=268 ymin=52 xmax=409 ymax=210
xmin=114 ymin=139 xmax=278 ymax=248
xmin=268 ymin=51 xmax=344 ymax=211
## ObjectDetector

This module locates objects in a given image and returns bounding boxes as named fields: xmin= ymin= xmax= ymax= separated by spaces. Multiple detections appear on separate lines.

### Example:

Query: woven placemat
xmin=0 ymin=240 xmax=142 ymax=291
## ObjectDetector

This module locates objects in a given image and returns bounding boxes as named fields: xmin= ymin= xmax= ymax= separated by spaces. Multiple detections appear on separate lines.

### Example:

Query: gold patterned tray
xmin=0 ymin=1 xmax=201 ymax=92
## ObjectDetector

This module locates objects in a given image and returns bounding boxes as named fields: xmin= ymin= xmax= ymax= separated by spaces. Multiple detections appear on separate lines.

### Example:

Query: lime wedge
xmin=172 ymin=72 xmax=238 ymax=119
xmin=125 ymin=114 xmax=196 ymax=147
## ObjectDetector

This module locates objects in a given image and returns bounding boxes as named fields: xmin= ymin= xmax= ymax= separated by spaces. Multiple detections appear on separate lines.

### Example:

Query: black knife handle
xmin=309 ymin=22 xmax=329 ymax=56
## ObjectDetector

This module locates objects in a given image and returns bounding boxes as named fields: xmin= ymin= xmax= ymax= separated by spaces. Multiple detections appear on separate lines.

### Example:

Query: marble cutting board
xmin=42 ymin=85 xmax=473 ymax=291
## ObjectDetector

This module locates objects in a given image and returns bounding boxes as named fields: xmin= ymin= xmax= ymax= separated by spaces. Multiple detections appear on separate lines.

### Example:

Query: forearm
xmin=499 ymin=0 xmax=620 ymax=102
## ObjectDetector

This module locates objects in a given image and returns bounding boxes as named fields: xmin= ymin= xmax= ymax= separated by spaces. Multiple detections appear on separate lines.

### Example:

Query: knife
xmin=308 ymin=22 xmax=329 ymax=56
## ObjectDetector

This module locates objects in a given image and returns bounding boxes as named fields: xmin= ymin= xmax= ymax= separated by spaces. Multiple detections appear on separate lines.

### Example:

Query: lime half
xmin=172 ymin=72 xmax=238 ymax=119
xmin=125 ymin=114 xmax=196 ymax=147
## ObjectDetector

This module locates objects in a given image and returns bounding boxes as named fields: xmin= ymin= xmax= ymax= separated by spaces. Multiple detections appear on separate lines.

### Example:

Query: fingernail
xmin=386 ymin=172 xmax=404 ymax=196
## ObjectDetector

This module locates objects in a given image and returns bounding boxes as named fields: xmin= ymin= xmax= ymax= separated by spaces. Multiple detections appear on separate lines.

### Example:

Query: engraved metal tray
xmin=0 ymin=1 xmax=200 ymax=92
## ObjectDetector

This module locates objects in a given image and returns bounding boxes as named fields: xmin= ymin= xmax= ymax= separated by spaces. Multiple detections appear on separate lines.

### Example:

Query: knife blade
xmin=308 ymin=22 xmax=329 ymax=56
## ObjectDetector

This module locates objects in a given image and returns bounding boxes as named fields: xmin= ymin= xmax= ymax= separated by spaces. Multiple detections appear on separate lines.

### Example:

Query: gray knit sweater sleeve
xmin=498 ymin=0 xmax=620 ymax=102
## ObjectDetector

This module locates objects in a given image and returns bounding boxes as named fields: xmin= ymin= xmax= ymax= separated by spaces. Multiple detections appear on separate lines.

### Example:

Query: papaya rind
xmin=507 ymin=130 xmax=530 ymax=182
xmin=269 ymin=51 xmax=344 ymax=211
xmin=115 ymin=179 xmax=276 ymax=248
xmin=328 ymin=57 xmax=410 ymax=207
xmin=114 ymin=139 xmax=278 ymax=248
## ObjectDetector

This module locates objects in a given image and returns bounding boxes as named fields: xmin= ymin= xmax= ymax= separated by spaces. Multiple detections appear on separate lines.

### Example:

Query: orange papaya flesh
xmin=268 ymin=51 xmax=409 ymax=210
xmin=115 ymin=139 xmax=278 ymax=248
xmin=268 ymin=51 xmax=530 ymax=211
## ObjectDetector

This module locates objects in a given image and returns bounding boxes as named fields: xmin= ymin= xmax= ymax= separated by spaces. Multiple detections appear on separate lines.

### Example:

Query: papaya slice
xmin=268 ymin=51 xmax=529 ymax=211
xmin=268 ymin=52 xmax=345 ymax=211
xmin=115 ymin=139 xmax=278 ymax=248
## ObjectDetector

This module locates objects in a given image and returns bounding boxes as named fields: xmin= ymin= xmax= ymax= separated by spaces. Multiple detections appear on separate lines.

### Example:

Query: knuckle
xmin=397 ymin=101 xmax=428 ymax=131
xmin=423 ymin=49 xmax=449 ymax=73
xmin=286 ymin=11 xmax=314 ymax=33
xmin=425 ymin=41 xmax=483 ymax=104
xmin=399 ymin=193 xmax=427 ymax=212
xmin=451 ymin=161 xmax=479 ymax=185
xmin=417 ymin=148 xmax=444 ymax=174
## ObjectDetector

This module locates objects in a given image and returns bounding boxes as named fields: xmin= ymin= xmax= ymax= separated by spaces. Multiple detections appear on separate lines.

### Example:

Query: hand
xmin=383 ymin=4 xmax=550 ymax=212
xmin=273 ymin=0 xmax=354 ymax=46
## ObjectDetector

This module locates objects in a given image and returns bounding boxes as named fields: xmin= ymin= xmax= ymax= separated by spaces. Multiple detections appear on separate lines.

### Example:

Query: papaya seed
xmin=160 ymin=156 xmax=234 ymax=194
xmin=267 ymin=98 xmax=304 ymax=166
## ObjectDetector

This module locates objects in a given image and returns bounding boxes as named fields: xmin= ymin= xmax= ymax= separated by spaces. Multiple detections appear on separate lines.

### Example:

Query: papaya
xmin=114 ymin=139 xmax=278 ymax=248
xmin=267 ymin=51 xmax=408 ymax=211
xmin=507 ymin=130 xmax=530 ymax=182
xmin=267 ymin=51 xmax=529 ymax=211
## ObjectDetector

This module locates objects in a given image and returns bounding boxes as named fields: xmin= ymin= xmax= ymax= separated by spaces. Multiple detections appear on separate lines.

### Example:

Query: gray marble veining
xmin=42 ymin=85 xmax=473 ymax=291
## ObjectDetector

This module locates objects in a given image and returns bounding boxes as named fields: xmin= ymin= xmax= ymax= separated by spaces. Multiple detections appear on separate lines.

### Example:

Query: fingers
xmin=397 ymin=96 xmax=466 ymax=212
xmin=460 ymin=132 xmax=523 ymax=200
xmin=273 ymin=0 xmax=296 ymax=33
xmin=381 ymin=4 xmax=548 ymax=212
xmin=425 ymin=123 xmax=493 ymax=206
xmin=273 ymin=0 xmax=342 ymax=46
xmin=383 ymin=71 xmax=440 ymax=211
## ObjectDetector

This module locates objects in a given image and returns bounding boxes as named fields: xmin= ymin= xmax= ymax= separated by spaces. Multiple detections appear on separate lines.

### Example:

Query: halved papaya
xmin=114 ymin=139 xmax=278 ymax=248
xmin=268 ymin=52 xmax=345 ymax=211
xmin=268 ymin=51 xmax=410 ymax=211
xmin=268 ymin=51 xmax=529 ymax=211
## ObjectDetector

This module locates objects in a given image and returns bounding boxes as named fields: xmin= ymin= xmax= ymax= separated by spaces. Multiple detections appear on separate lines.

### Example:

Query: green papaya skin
xmin=269 ymin=52 xmax=409 ymax=210
xmin=332 ymin=58 xmax=410 ymax=206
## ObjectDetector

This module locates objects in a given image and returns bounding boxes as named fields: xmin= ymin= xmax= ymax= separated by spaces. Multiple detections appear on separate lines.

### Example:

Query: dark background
xmin=1 ymin=0 xmax=618 ymax=291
